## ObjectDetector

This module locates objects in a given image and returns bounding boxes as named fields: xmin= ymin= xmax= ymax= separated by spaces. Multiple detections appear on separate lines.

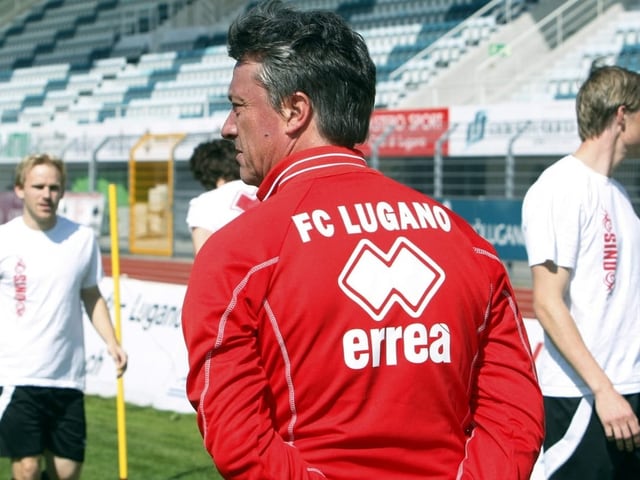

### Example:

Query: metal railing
xmin=389 ymin=0 xmax=510 ymax=84
xmin=468 ymin=0 xmax=620 ymax=103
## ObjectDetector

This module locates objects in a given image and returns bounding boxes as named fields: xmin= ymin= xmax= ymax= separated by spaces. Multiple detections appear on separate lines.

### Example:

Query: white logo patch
xmin=338 ymin=237 xmax=445 ymax=321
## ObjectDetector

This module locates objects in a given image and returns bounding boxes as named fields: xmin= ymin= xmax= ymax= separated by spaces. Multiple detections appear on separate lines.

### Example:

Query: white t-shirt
xmin=186 ymin=180 xmax=258 ymax=233
xmin=522 ymin=155 xmax=640 ymax=397
xmin=0 ymin=216 xmax=102 ymax=390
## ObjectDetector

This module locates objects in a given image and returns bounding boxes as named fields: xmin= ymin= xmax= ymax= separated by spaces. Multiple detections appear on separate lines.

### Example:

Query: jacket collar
xmin=257 ymin=146 xmax=368 ymax=201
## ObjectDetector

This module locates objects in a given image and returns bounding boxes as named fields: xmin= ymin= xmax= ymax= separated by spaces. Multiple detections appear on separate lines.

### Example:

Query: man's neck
xmin=23 ymin=213 xmax=57 ymax=231
xmin=573 ymin=136 xmax=619 ymax=177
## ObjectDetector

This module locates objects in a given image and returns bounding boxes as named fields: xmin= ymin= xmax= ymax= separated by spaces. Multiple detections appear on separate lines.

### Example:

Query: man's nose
xmin=221 ymin=112 xmax=237 ymax=139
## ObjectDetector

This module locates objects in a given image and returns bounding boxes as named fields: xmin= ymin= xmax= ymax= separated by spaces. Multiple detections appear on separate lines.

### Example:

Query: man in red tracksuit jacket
xmin=181 ymin=1 xmax=544 ymax=479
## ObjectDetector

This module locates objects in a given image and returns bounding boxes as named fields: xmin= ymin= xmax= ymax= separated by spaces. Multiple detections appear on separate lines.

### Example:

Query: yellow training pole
xmin=108 ymin=184 xmax=128 ymax=480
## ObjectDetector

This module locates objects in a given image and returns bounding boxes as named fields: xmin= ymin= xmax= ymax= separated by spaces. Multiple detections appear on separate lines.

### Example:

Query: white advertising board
xmin=84 ymin=277 xmax=192 ymax=413
xmin=449 ymin=101 xmax=581 ymax=157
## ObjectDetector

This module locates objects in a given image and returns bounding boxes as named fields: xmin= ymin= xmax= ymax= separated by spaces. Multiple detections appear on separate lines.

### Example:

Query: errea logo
xmin=338 ymin=237 xmax=445 ymax=321
xmin=338 ymin=237 xmax=451 ymax=369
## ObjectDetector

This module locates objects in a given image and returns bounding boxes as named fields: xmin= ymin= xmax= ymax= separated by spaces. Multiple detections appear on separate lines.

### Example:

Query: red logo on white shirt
xmin=14 ymin=257 xmax=27 ymax=316
xmin=233 ymin=192 xmax=259 ymax=212
xmin=602 ymin=210 xmax=617 ymax=292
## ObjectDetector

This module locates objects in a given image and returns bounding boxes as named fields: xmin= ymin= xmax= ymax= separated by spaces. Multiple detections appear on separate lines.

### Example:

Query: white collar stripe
xmin=263 ymin=153 xmax=367 ymax=200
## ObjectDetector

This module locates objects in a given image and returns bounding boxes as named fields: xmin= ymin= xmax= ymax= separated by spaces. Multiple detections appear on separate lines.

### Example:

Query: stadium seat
xmin=0 ymin=0 xmax=632 ymax=125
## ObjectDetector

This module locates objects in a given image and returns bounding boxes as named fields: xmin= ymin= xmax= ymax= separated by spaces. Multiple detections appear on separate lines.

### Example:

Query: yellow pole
xmin=108 ymin=184 xmax=128 ymax=480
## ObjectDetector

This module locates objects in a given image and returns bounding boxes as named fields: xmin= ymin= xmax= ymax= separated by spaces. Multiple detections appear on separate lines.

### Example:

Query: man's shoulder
xmin=0 ymin=216 xmax=21 ymax=230
xmin=56 ymin=214 xmax=91 ymax=231
xmin=535 ymin=154 xmax=576 ymax=181
xmin=0 ymin=217 xmax=28 ymax=242
xmin=54 ymin=215 xmax=97 ymax=243
xmin=196 ymin=181 xmax=257 ymax=201
xmin=525 ymin=155 xmax=583 ymax=199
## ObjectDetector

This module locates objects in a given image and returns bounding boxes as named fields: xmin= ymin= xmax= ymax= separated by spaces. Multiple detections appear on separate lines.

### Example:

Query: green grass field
xmin=1 ymin=395 xmax=223 ymax=479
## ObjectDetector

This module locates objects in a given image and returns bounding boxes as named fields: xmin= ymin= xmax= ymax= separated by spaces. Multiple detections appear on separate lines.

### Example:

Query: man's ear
xmin=616 ymin=104 xmax=627 ymax=130
xmin=14 ymin=184 xmax=24 ymax=200
xmin=282 ymin=91 xmax=312 ymax=134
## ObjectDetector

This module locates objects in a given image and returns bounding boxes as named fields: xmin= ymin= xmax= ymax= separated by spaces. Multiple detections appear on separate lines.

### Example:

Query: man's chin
xmin=626 ymin=143 xmax=640 ymax=160
xmin=35 ymin=212 xmax=56 ymax=225
xmin=240 ymin=171 xmax=260 ymax=187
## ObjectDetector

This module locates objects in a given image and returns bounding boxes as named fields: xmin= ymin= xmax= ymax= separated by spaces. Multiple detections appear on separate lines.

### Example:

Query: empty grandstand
xmin=0 ymin=0 xmax=638 ymax=267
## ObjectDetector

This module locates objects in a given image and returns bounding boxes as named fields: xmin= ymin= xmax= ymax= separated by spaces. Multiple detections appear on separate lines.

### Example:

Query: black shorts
xmin=0 ymin=386 xmax=86 ymax=462
xmin=544 ymin=394 xmax=640 ymax=479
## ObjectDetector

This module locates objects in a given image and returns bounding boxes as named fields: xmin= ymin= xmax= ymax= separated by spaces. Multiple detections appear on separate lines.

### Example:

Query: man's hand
xmin=595 ymin=387 xmax=640 ymax=451
xmin=108 ymin=343 xmax=128 ymax=378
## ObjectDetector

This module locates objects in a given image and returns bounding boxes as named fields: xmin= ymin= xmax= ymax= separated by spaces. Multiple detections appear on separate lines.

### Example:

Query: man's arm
xmin=532 ymin=261 xmax=640 ymax=451
xmin=460 ymin=266 xmax=545 ymax=478
xmin=81 ymin=285 xmax=128 ymax=377
xmin=190 ymin=226 xmax=213 ymax=255
xmin=182 ymin=259 xmax=325 ymax=479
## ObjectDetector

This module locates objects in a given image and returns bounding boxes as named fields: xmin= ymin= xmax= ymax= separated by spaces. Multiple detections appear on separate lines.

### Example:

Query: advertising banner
xmin=448 ymin=101 xmax=580 ymax=156
xmin=58 ymin=192 xmax=105 ymax=236
xmin=442 ymin=198 xmax=526 ymax=261
xmin=84 ymin=277 xmax=192 ymax=413
xmin=361 ymin=108 xmax=450 ymax=157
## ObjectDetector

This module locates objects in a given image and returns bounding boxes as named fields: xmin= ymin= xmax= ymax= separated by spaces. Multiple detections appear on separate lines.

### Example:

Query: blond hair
xmin=576 ymin=65 xmax=640 ymax=141
xmin=14 ymin=153 xmax=66 ymax=190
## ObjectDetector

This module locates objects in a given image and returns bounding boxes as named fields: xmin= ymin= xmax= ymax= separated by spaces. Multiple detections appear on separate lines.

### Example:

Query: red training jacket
xmin=182 ymin=145 xmax=544 ymax=479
